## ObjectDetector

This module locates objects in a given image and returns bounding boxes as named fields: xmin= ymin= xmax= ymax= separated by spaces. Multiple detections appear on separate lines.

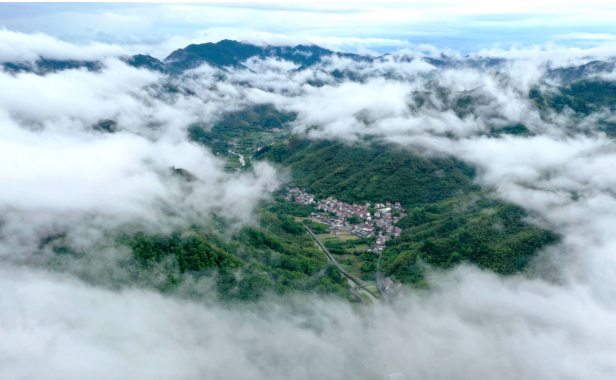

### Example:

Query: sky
xmin=2 ymin=2 xmax=616 ymax=57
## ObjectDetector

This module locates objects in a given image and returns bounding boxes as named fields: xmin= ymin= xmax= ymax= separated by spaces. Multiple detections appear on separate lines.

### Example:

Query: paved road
xmin=304 ymin=224 xmax=394 ymax=380
xmin=376 ymin=252 xmax=391 ymax=307
xmin=349 ymin=286 xmax=368 ymax=315
xmin=303 ymin=224 xmax=383 ymax=307
xmin=303 ymin=225 xmax=366 ymax=287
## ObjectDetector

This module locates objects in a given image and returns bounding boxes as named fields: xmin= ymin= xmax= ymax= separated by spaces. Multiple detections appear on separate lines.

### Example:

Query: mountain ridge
xmin=3 ymin=38 xmax=616 ymax=84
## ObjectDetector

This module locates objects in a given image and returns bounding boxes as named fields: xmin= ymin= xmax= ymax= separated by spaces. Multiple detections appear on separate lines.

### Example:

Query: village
xmin=285 ymin=187 xmax=405 ymax=254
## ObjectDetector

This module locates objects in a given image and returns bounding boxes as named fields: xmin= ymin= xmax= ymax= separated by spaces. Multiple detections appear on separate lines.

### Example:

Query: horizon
xmin=2 ymin=2 xmax=616 ymax=58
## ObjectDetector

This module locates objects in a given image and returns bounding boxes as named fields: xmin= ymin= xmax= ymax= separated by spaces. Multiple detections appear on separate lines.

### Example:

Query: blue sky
xmin=1 ymin=2 xmax=616 ymax=57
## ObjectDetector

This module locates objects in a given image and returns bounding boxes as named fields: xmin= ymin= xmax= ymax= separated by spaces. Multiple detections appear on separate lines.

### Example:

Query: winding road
xmin=302 ymin=224 xmax=380 ymax=307
xmin=303 ymin=225 xmax=366 ymax=286
xmin=304 ymin=224 xmax=396 ymax=380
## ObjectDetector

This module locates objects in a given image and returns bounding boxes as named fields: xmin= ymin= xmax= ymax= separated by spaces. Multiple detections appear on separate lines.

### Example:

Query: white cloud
xmin=0 ymin=29 xmax=128 ymax=63
xmin=3 ymin=30 xmax=616 ymax=379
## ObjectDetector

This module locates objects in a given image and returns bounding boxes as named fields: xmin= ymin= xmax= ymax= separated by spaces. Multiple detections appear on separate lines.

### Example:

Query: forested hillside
xmin=189 ymin=104 xmax=295 ymax=154
xmin=40 ymin=203 xmax=349 ymax=303
xmin=188 ymin=105 xmax=295 ymax=170
xmin=164 ymin=39 xmax=370 ymax=72
xmin=255 ymin=137 xmax=479 ymax=207
xmin=531 ymin=79 xmax=616 ymax=115
xmin=39 ymin=103 xmax=561 ymax=298
xmin=255 ymin=137 xmax=558 ymax=285
xmin=382 ymin=193 xmax=559 ymax=285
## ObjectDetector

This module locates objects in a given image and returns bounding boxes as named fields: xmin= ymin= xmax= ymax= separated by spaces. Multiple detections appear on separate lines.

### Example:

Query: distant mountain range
xmin=0 ymin=39 xmax=371 ymax=75
xmin=4 ymin=39 xmax=616 ymax=125
xmin=162 ymin=39 xmax=370 ymax=72
xmin=2 ymin=38 xmax=615 ymax=83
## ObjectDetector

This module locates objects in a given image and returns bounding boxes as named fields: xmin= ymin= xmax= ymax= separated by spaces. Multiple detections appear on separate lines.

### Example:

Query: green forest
xmin=119 ymin=206 xmax=349 ymax=302
xmin=39 ymin=202 xmax=348 ymax=303
xmin=381 ymin=193 xmax=558 ymax=285
xmin=255 ymin=137 xmax=479 ymax=206
xmin=38 ymin=104 xmax=562 ymax=303
xmin=256 ymin=137 xmax=559 ymax=286
xmin=189 ymin=105 xmax=294 ymax=156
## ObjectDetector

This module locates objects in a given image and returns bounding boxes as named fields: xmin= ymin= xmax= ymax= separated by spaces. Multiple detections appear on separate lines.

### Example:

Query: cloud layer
xmin=2 ymin=31 xmax=616 ymax=379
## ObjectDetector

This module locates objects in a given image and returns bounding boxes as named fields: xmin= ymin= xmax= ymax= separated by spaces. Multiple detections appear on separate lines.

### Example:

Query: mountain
xmin=4 ymin=40 xmax=616 ymax=83
xmin=164 ymin=39 xmax=264 ymax=71
xmin=1 ymin=58 xmax=101 ymax=74
xmin=40 ymin=186 xmax=350 ymax=302
xmin=529 ymin=78 xmax=616 ymax=137
xmin=122 ymin=54 xmax=175 ymax=74
xmin=0 ymin=39 xmax=372 ymax=75
xmin=546 ymin=60 xmax=615 ymax=85
xmin=163 ymin=39 xmax=371 ymax=72
xmin=382 ymin=194 xmax=559 ymax=284
xmin=255 ymin=137 xmax=479 ymax=207
xmin=252 ymin=136 xmax=557 ymax=285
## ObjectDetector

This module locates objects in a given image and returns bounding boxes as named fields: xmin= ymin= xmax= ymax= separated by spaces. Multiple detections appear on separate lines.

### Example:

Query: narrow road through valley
xmin=376 ymin=252 xmax=391 ymax=307
xmin=304 ymin=224 xmax=394 ymax=380
xmin=349 ymin=286 xmax=368 ymax=315
xmin=303 ymin=224 xmax=380 ymax=306
xmin=303 ymin=225 xmax=366 ymax=287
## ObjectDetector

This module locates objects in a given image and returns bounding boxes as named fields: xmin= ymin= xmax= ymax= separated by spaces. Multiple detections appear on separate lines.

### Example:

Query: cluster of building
xmin=286 ymin=187 xmax=406 ymax=253
xmin=317 ymin=197 xmax=371 ymax=220
xmin=286 ymin=187 xmax=316 ymax=206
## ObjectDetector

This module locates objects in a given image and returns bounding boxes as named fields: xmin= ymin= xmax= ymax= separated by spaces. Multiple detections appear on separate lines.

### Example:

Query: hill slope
xmin=382 ymin=194 xmax=559 ymax=285
xmin=255 ymin=137 xmax=479 ymax=207
xmin=255 ymin=137 xmax=558 ymax=286
xmin=164 ymin=39 xmax=369 ymax=72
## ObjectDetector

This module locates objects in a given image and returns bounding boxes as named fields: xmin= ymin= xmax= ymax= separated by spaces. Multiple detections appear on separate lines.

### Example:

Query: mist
xmin=2 ymin=30 xmax=616 ymax=379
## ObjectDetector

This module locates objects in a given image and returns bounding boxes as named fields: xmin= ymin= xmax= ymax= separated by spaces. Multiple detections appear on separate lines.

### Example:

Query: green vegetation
xmin=491 ymin=123 xmax=531 ymax=137
xmin=527 ymin=79 xmax=616 ymax=138
xmin=41 ymin=202 xmax=351 ymax=303
xmin=267 ymin=198 xmax=315 ymax=218
xmin=318 ymin=237 xmax=378 ymax=280
xmin=305 ymin=221 xmax=330 ymax=233
xmin=531 ymin=80 xmax=616 ymax=120
xmin=124 ymin=54 xmax=174 ymax=74
xmin=126 ymin=231 xmax=243 ymax=274
xmin=163 ymin=39 xmax=367 ymax=73
xmin=323 ymin=237 xmax=373 ymax=255
xmin=123 ymin=208 xmax=351 ymax=302
xmin=46 ymin=99 xmax=562 ymax=300
xmin=382 ymin=193 xmax=559 ymax=285
xmin=165 ymin=40 xmax=264 ymax=71
xmin=255 ymin=137 xmax=479 ymax=206
xmin=256 ymin=137 xmax=558 ymax=286
xmin=188 ymin=105 xmax=295 ymax=171
xmin=364 ymin=285 xmax=380 ymax=298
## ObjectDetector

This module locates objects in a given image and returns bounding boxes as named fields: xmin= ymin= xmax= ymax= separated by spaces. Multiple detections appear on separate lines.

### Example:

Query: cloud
xmin=223 ymin=42 xmax=616 ymax=378
xmin=0 ymin=38 xmax=282 ymax=267
xmin=2 ymin=263 xmax=616 ymax=380
xmin=0 ymin=29 xmax=128 ymax=63
xmin=3 ymin=31 xmax=616 ymax=379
